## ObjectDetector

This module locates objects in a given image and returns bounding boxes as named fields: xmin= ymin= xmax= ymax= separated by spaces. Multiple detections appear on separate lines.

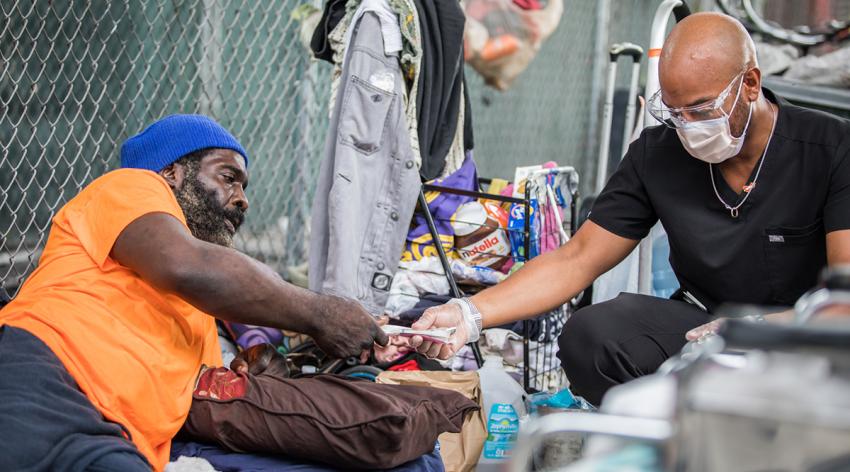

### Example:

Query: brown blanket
xmin=182 ymin=367 xmax=479 ymax=469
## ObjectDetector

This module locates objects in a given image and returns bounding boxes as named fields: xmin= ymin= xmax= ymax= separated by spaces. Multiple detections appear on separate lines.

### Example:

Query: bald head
xmin=659 ymin=12 xmax=757 ymax=106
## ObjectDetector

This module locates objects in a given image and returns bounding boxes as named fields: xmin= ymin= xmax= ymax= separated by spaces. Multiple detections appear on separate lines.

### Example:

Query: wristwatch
xmin=449 ymin=297 xmax=483 ymax=343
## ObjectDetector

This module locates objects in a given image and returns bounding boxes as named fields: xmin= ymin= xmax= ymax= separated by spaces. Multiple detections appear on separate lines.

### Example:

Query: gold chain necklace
xmin=709 ymin=106 xmax=777 ymax=218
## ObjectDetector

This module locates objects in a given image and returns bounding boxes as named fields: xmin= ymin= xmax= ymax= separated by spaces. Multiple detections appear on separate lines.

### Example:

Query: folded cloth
xmin=182 ymin=369 xmax=478 ymax=469
xmin=310 ymin=0 xmax=347 ymax=63
xmin=170 ymin=441 xmax=445 ymax=472
xmin=414 ymin=0 xmax=473 ymax=179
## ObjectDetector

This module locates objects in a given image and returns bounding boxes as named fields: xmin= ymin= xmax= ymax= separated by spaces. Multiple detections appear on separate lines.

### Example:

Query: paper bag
xmin=377 ymin=371 xmax=487 ymax=472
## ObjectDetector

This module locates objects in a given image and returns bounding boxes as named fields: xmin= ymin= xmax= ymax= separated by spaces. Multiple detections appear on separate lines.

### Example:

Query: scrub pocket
xmin=763 ymin=220 xmax=825 ymax=304
xmin=337 ymin=75 xmax=395 ymax=156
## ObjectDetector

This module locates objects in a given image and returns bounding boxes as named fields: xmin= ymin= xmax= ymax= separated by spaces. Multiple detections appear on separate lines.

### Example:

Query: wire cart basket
xmin=418 ymin=166 xmax=580 ymax=393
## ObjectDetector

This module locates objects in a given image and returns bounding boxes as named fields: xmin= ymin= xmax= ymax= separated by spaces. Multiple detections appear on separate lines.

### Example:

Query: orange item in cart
xmin=480 ymin=34 xmax=520 ymax=61
xmin=452 ymin=201 xmax=511 ymax=270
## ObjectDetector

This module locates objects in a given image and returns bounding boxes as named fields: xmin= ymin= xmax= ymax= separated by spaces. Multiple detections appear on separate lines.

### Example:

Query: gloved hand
xmin=311 ymin=294 xmax=389 ymax=359
xmin=408 ymin=299 xmax=477 ymax=360
xmin=685 ymin=318 xmax=726 ymax=342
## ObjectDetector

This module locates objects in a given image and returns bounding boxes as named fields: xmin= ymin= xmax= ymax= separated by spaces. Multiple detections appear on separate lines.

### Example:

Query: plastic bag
xmin=784 ymin=45 xmax=850 ymax=87
xmin=463 ymin=0 xmax=564 ymax=90
xmin=527 ymin=387 xmax=595 ymax=467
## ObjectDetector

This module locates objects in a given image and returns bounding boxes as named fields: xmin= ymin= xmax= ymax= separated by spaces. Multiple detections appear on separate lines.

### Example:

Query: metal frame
xmin=595 ymin=42 xmax=644 ymax=195
xmin=716 ymin=0 xmax=850 ymax=49
xmin=420 ymin=176 xmax=578 ymax=390
xmin=636 ymin=0 xmax=691 ymax=295
xmin=418 ymin=184 xmax=528 ymax=369
xmin=509 ymin=412 xmax=673 ymax=472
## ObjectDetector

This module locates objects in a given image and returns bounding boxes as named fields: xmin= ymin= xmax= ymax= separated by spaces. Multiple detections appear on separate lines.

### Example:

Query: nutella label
xmin=458 ymin=230 xmax=511 ymax=267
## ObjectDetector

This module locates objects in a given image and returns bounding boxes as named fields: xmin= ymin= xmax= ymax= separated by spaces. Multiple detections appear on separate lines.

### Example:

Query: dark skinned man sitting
xmin=0 ymin=114 xmax=387 ymax=472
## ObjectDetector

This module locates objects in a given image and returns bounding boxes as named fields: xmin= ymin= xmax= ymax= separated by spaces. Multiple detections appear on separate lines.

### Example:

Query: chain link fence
xmin=465 ymin=0 xmax=599 ymax=183
xmin=4 ymin=0 xmax=844 ymax=299
xmin=0 ymin=0 xmax=667 ymax=298
xmin=466 ymin=0 xmax=671 ymax=193
xmin=1 ymin=0 xmax=331 ymax=297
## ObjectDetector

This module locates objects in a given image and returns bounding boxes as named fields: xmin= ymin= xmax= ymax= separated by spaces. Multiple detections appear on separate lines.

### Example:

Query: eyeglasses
xmin=648 ymin=71 xmax=746 ymax=129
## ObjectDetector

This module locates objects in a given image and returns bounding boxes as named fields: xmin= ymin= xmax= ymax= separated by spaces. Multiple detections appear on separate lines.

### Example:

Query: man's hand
xmin=408 ymin=303 xmax=469 ymax=360
xmin=310 ymin=294 xmax=388 ymax=359
xmin=373 ymin=335 xmax=413 ymax=364
xmin=230 ymin=343 xmax=290 ymax=377
xmin=685 ymin=318 xmax=726 ymax=342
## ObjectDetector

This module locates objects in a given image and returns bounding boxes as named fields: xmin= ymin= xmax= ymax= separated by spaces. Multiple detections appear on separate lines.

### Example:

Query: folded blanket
xmin=181 ymin=369 xmax=478 ymax=469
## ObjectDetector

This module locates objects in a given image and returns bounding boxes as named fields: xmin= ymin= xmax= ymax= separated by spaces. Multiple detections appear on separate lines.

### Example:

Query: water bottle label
xmin=482 ymin=403 xmax=519 ymax=459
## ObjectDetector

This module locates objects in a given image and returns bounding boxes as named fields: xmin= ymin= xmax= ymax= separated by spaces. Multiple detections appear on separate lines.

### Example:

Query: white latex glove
xmin=685 ymin=318 xmax=726 ymax=342
xmin=408 ymin=302 xmax=473 ymax=360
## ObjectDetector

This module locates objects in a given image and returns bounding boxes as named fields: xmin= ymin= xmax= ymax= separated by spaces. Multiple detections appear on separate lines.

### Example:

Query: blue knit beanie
xmin=120 ymin=114 xmax=248 ymax=172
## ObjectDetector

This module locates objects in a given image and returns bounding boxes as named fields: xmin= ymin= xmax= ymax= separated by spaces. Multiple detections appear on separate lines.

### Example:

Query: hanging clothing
xmin=413 ymin=0 xmax=473 ymax=180
xmin=343 ymin=0 xmax=404 ymax=57
xmin=320 ymin=0 xmax=424 ymax=176
xmin=314 ymin=0 xmax=421 ymax=73
xmin=310 ymin=0 xmax=347 ymax=63
xmin=309 ymin=11 xmax=421 ymax=315
xmin=312 ymin=0 xmax=471 ymax=178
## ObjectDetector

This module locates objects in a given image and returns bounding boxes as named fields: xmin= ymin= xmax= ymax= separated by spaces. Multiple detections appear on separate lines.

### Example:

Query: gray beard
xmin=174 ymin=175 xmax=240 ymax=248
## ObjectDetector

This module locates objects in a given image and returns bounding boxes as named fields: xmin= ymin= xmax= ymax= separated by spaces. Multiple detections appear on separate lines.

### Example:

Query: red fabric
xmin=513 ymin=0 xmax=543 ymax=10
xmin=388 ymin=359 xmax=421 ymax=372
xmin=195 ymin=368 xmax=248 ymax=400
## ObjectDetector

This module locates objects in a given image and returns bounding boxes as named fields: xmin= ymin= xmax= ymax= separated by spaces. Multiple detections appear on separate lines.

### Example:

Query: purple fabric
xmin=170 ymin=441 xmax=444 ymax=472
xmin=225 ymin=323 xmax=284 ymax=350
xmin=405 ymin=153 xmax=477 ymax=260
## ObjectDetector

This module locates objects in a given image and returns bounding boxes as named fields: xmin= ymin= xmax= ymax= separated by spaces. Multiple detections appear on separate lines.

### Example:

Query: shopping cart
xmin=510 ymin=267 xmax=850 ymax=472
xmin=418 ymin=166 xmax=580 ymax=393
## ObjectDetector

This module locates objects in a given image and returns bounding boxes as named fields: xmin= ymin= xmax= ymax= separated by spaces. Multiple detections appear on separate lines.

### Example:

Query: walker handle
xmin=609 ymin=42 xmax=644 ymax=62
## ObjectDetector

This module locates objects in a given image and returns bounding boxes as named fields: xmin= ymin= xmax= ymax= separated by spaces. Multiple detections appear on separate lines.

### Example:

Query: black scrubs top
xmin=590 ymin=89 xmax=850 ymax=311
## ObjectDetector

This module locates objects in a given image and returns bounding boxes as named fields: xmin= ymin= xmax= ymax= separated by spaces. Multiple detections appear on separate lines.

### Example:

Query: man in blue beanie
xmin=0 ymin=114 xmax=388 ymax=471
xmin=121 ymin=114 xmax=252 ymax=247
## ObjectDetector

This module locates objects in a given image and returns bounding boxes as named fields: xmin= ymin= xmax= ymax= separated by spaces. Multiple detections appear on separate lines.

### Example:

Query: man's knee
xmin=558 ymin=305 xmax=606 ymax=366
xmin=557 ymin=304 xmax=613 ymax=401
xmin=558 ymin=295 xmax=657 ymax=404
xmin=84 ymin=449 xmax=150 ymax=472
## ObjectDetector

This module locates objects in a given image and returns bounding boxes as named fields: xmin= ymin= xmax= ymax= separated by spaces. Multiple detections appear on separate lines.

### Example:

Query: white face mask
xmin=676 ymin=79 xmax=753 ymax=164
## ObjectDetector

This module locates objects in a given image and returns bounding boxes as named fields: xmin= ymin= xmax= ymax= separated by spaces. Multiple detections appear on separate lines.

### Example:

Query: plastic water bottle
xmin=652 ymin=232 xmax=679 ymax=299
xmin=477 ymin=356 xmax=527 ymax=471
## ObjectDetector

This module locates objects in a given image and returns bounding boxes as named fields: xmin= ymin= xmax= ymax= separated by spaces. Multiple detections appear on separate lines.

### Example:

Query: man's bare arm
xmin=111 ymin=213 xmax=387 ymax=358
xmin=472 ymin=220 xmax=640 ymax=327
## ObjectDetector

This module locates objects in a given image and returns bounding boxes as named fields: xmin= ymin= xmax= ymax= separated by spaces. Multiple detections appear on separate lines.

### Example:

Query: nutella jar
xmin=452 ymin=201 xmax=511 ymax=270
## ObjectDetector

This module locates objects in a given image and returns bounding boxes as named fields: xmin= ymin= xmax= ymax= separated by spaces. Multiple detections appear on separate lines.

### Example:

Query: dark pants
xmin=557 ymin=293 xmax=712 ymax=406
xmin=0 ymin=326 xmax=150 ymax=472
